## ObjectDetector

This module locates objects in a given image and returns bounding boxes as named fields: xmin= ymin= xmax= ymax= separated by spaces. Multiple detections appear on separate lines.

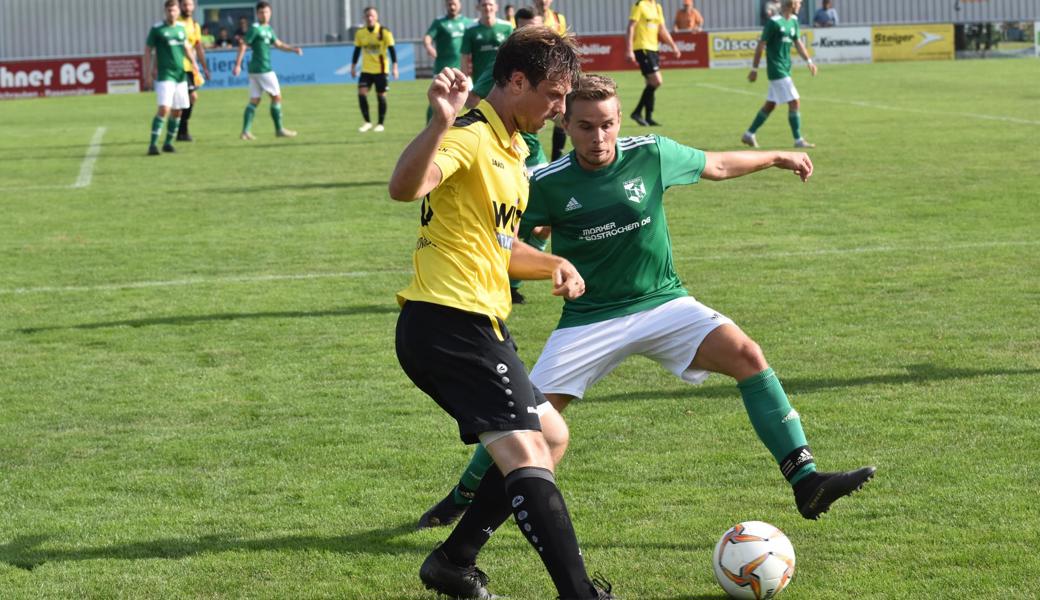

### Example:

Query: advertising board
xmin=872 ymin=24 xmax=954 ymax=62
xmin=202 ymin=43 xmax=415 ymax=89
xmin=1 ymin=55 xmax=141 ymax=100
xmin=709 ymin=30 xmax=814 ymax=69
xmin=811 ymin=27 xmax=872 ymax=64
xmin=575 ymin=33 xmax=708 ymax=71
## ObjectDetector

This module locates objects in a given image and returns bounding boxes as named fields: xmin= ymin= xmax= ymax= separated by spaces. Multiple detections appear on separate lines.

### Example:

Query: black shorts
xmin=634 ymin=50 xmax=661 ymax=76
xmin=358 ymin=72 xmax=389 ymax=93
xmin=396 ymin=301 xmax=544 ymax=444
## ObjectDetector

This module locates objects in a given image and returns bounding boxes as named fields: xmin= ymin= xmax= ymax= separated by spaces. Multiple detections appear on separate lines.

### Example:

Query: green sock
xmin=738 ymin=368 xmax=816 ymax=485
xmin=242 ymin=103 xmax=257 ymax=133
xmin=164 ymin=117 xmax=180 ymax=145
xmin=149 ymin=116 xmax=164 ymax=147
xmin=748 ymin=109 xmax=770 ymax=134
xmin=788 ymin=111 xmax=802 ymax=140
xmin=453 ymin=444 xmax=495 ymax=505
xmin=270 ymin=103 xmax=283 ymax=132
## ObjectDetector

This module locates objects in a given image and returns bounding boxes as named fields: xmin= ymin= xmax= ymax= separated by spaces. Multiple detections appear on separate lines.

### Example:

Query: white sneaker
xmin=359 ymin=122 xmax=373 ymax=133
xmin=741 ymin=132 xmax=758 ymax=148
xmin=794 ymin=138 xmax=816 ymax=148
xmin=240 ymin=131 xmax=255 ymax=141
xmin=276 ymin=128 xmax=298 ymax=138
xmin=374 ymin=124 xmax=385 ymax=132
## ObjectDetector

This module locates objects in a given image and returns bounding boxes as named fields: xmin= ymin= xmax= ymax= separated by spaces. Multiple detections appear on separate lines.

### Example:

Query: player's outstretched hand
xmin=808 ymin=62 xmax=818 ymax=77
xmin=747 ymin=70 xmax=758 ymax=83
xmin=776 ymin=152 xmax=814 ymax=182
xmin=552 ymin=259 xmax=585 ymax=300
xmin=429 ymin=67 xmax=470 ymax=125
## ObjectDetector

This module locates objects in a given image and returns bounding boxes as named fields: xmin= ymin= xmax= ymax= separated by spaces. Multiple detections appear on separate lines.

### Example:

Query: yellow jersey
xmin=354 ymin=24 xmax=396 ymax=74
xmin=541 ymin=9 xmax=567 ymax=35
xmin=397 ymin=100 xmax=530 ymax=322
xmin=177 ymin=17 xmax=201 ymax=72
xmin=629 ymin=0 xmax=665 ymax=52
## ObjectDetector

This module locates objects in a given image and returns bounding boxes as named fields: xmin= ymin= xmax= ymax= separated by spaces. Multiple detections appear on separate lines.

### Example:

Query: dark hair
xmin=564 ymin=74 xmax=619 ymax=116
xmin=492 ymin=26 xmax=580 ymax=89
xmin=514 ymin=7 xmax=535 ymax=20
xmin=164 ymin=0 xmax=178 ymax=8
xmin=256 ymin=1 xmax=271 ymax=10
xmin=363 ymin=5 xmax=377 ymax=13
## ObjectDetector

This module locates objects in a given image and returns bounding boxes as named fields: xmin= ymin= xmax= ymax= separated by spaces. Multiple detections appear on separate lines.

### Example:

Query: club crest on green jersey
xmin=623 ymin=177 xmax=647 ymax=204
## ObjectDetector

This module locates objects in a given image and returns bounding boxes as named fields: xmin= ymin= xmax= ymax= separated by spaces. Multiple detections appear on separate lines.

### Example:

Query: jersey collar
xmin=475 ymin=99 xmax=519 ymax=152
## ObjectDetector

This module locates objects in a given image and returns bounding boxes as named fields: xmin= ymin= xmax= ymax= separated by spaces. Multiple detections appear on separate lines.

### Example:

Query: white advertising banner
xmin=810 ymin=27 xmax=873 ymax=64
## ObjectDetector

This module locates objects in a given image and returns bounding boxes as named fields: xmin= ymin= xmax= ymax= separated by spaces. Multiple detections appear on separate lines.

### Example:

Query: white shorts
xmin=529 ymin=296 xmax=734 ymax=399
xmin=155 ymin=80 xmax=190 ymax=110
xmin=249 ymin=72 xmax=281 ymax=99
xmin=767 ymin=76 xmax=800 ymax=104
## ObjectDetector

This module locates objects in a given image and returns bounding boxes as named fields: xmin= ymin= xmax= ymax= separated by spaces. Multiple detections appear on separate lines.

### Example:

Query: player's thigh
xmin=395 ymin=301 xmax=543 ymax=445
xmin=172 ymin=82 xmax=191 ymax=110
xmin=688 ymin=323 xmax=768 ymax=381
xmin=634 ymin=297 xmax=736 ymax=384
xmin=481 ymin=429 xmax=553 ymax=473
xmin=248 ymin=74 xmax=265 ymax=99
xmin=767 ymin=77 xmax=799 ymax=104
xmin=529 ymin=319 xmax=638 ymax=399
xmin=154 ymin=80 xmax=176 ymax=107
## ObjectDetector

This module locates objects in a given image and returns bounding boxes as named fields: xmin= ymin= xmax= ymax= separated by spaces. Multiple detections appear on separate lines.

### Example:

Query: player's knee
xmin=736 ymin=339 xmax=769 ymax=375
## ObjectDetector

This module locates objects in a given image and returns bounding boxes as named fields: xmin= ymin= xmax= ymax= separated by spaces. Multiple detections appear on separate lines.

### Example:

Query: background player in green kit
xmin=143 ymin=0 xmax=200 ymax=156
xmin=424 ymin=0 xmax=473 ymax=122
xmin=419 ymin=74 xmax=875 ymax=529
xmin=461 ymin=0 xmax=513 ymax=109
xmin=232 ymin=1 xmax=303 ymax=140
xmin=742 ymin=0 xmax=818 ymax=149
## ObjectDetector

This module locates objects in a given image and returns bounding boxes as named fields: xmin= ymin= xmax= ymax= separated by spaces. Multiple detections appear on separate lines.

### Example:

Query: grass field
xmin=1 ymin=58 xmax=1039 ymax=599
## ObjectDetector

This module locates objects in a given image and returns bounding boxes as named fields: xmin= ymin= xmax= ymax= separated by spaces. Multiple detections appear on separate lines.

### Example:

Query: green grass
xmin=1 ymin=58 xmax=1038 ymax=599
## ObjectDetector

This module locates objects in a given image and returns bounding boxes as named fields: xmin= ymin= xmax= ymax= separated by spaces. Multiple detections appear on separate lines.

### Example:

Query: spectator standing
xmin=813 ymin=0 xmax=838 ymax=27
xmin=234 ymin=16 xmax=250 ymax=45
xmin=214 ymin=27 xmax=234 ymax=48
xmin=673 ymin=0 xmax=704 ymax=33
xmin=504 ymin=4 xmax=516 ymax=27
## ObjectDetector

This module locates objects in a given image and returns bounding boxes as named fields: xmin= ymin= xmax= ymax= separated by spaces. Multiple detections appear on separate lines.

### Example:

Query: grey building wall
xmin=3 ymin=0 xmax=1038 ymax=61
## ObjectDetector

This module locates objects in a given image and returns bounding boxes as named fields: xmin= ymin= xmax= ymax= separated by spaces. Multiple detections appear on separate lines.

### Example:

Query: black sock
xmin=644 ymin=86 xmax=657 ymax=121
xmin=505 ymin=467 xmax=594 ymax=599
xmin=440 ymin=465 xmax=512 ymax=567
xmin=551 ymin=126 xmax=567 ymax=161
xmin=633 ymin=87 xmax=648 ymax=117
xmin=179 ymin=105 xmax=192 ymax=135
xmin=377 ymin=95 xmax=387 ymax=125
xmin=359 ymin=95 xmax=370 ymax=122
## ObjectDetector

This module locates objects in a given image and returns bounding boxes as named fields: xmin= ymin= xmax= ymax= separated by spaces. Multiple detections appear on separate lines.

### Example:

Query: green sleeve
xmin=656 ymin=135 xmax=705 ymax=188
xmin=460 ymin=28 xmax=472 ymax=54
xmin=519 ymin=179 xmax=552 ymax=239
xmin=426 ymin=20 xmax=439 ymax=38
xmin=146 ymin=27 xmax=156 ymax=48
xmin=473 ymin=69 xmax=494 ymax=98
xmin=271 ymin=28 xmax=279 ymax=44
xmin=760 ymin=19 xmax=775 ymax=42
xmin=245 ymin=26 xmax=257 ymax=45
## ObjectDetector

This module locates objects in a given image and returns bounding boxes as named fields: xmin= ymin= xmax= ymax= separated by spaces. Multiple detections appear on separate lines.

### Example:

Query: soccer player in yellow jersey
xmin=626 ymin=0 xmax=681 ymax=127
xmin=176 ymin=0 xmax=211 ymax=142
xmin=351 ymin=6 xmax=398 ymax=133
xmin=389 ymin=26 xmax=616 ymax=600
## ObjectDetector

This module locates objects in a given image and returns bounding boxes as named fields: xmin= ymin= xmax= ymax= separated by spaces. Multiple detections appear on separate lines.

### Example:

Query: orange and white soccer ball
xmin=712 ymin=521 xmax=796 ymax=600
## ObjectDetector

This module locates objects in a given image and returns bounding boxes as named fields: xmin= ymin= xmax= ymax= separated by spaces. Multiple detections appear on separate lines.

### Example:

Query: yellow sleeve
xmin=353 ymin=29 xmax=363 ymax=45
xmin=385 ymin=28 xmax=395 ymax=48
xmin=432 ymin=126 xmax=481 ymax=183
xmin=628 ymin=2 xmax=642 ymax=22
xmin=558 ymin=13 xmax=567 ymax=34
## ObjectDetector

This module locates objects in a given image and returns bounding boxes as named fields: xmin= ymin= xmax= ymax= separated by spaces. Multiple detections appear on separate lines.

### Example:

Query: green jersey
xmin=246 ymin=23 xmax=278 ymax=74
xmin=146 ymin=21 xmax=188 ymax=83
xmin=524 ymin=135 xmax=706 ymax=329
xmin=461 ymin=20 xmax=513 ymax=83
xmin=427 ymin=15 xmax=474 ymax=72
xmin=761 ymin=15 xmax=799 ymax=81
xmin=522 ymin=132 xmax=547 ymax=168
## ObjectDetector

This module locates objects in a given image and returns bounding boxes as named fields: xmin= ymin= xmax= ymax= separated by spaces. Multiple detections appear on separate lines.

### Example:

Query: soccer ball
xmin=712 ymin=521 xmax=796 ymax=600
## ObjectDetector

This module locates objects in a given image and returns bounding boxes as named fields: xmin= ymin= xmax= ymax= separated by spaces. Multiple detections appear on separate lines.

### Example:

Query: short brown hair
xmin=492 ymin=26 xmax=581 ymax=89
xmin=256 ymin=1 xmax=271 ymax=10
xmin=564 ymin=74 xmax=618 ymax=116
xmin=164 ymin=0 xmax=178 ymax=8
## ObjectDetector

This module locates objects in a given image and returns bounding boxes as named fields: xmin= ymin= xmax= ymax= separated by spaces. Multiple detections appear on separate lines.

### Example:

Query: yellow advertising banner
xmin=872 ymin=24 xmax=954 ymax=62
xmin=709 ymin=30 xmax=814 ymax=69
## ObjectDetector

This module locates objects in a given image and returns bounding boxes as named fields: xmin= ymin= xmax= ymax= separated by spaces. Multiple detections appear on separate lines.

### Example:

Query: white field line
xmin=2 ymin=240 xmax=1037 ymax=296
xmin=694 ymin=83 xmax=1040 ymax=126
xmin=71 ymin=126 xmax=107 ymax=189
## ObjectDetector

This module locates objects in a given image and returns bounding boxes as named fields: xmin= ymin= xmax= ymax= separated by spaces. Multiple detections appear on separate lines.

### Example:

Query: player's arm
xmin=194 ymin=36 xmax=211 ymax=79
xmin=388 ymin=68 xmax=470 ymax=201
xmin=423 ymin=33 xmax=437 ymax=58
xmin=508 ymin=242 xmax=585 ymax=300
xmin=185 ymin=42 xmax=201 ymax=78
xmin=748 ymin=40 xmax=766 ymax=82
xmin=350 ymin=45 xmax=361 ymax=78
xmin=142 ymin=45 xmax=153 ymax=90
xmin=461 ymin=53 xmax=472 ymax=77
xmin=625 ymin=20 xmax=638 ymax=63
xmin=701 ymin=151 xmax=813 ymax=182
xmin=274 ymin=39 xmax=302 ymax=55
xmin=232 ymin=39 xmax=247 ymax=76
xmin=795 ymin=38 xmax=817 ymax=76
xmin=388 ymin=45 xmax=399 ymax=79
xmin=658 ymin=25 xmax=682 ymax=57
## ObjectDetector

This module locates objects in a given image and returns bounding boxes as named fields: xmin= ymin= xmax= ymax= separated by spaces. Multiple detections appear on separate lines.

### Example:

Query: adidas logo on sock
xmin=565 ymin=197 xmax=582 ymax=211
xmin=781 ymin=409 xmax=800 ymax=424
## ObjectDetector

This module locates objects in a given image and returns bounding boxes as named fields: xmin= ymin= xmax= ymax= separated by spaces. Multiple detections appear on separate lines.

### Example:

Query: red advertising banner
xmin=0 ymin=55 xmax=142 ymax=100
xmin=575 ymin=32 xmax=708 ymax=72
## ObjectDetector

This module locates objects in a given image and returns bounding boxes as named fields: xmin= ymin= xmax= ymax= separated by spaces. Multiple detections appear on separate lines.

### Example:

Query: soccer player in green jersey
xmin=232 ymin=1 xmax=303 ymax=140
xmin=144 ymin=0 xmax=200 ymax=156
xmin=420 ymin=74 xmax=875 ymax=532
xmin=424 ymin=0 xmax=474 ymax=122
xmin=743 ymin=0 xmax=818 ymax=149
xmin=461 ymin=0 xmax=514 ymax=108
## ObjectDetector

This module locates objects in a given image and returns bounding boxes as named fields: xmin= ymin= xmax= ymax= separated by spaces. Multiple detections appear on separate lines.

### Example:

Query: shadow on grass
xmin=586 ymin=364 xmax=1040 ymax=402
xmin=16 ymin=304 xmax=398 ymax=333
xmin=0 ymin=524 xmax=422 ymax=570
